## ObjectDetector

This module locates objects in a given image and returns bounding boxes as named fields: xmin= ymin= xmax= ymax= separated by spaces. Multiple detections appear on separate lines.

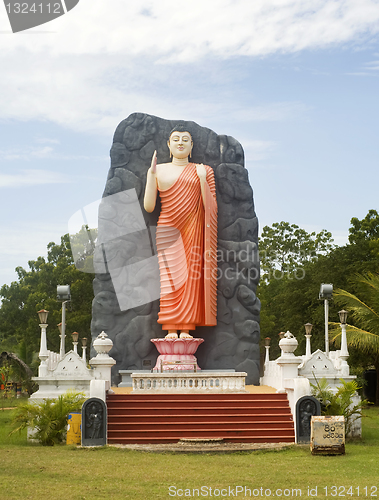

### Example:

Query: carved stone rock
xmin=81 ymin=397 xmax=107 ymax=446
xmin=295 ymin=396 xmax=321 ymax=444
xmin=91 ymin=113 xmax=261 ymax=384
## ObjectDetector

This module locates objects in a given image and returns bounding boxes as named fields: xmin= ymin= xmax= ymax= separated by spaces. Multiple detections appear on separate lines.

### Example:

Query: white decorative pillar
xmin=276 ymin=331 xmax=303 ymax=420
xmin=339 ymin=310 xmax=349 ymax=376
xmin=340 ymin=323 xmax=349 ymax=359
xmin=276 ymin=331 xmax=302 ymax=392
xmin=264 ymin=337 xmax=271 ymax=364
xmin=305 ymin=335 xmax=312 ymax=358
xmin=304 ymin=323 xmax=313 ymax=359
xmin=72 ymin=331 xmax=79 ymax=354
xmin=82 ymin=337 xmax=87 ymax=362
xmin=37 ymin=309 xmax=49 ymax=377
xmin=38 ymin=323 xmax=49 ymax=377
xmin=278 ymin=332 xmax=285 ymax=356
xmin=89 ymin=331 xmax=116 ymax=392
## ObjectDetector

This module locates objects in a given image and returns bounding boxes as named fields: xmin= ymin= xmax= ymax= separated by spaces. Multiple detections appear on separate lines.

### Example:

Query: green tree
xmin=259 ymin=221 xmax=334 ymax=280
xmin=331 ymin=273 xmax=379 ymax=405
xmin=0 ymin=235 xmax=94 ymax=369
xmin=258 ymin=211 xmax=379 ymax=362
xmin=347 ymin=209 xmax=379 ymax=269
xmin=349 ymin=209 xmax=379 ymax=245
xmin=258 ymin=222 xmax=336 ymax=357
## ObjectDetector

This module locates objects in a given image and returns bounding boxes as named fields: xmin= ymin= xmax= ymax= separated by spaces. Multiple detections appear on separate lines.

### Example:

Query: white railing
xmin=132 ymin=372 xmax=247 ymax=393
xmin=261 ymin=360 xmax=281 ymax=390
xmin=46 ymin=350 xmax=60 ymax=371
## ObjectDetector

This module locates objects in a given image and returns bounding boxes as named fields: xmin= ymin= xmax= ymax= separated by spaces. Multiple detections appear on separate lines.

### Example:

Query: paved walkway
xmin=109 ymin=441 xmax=294 ymax=453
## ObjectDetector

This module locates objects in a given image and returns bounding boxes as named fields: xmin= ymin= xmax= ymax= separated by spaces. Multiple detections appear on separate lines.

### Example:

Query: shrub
xmin=311 ymin=377 xmax=370 ymax=436
xmin=10 ymin=391 xmax=86 ymax=446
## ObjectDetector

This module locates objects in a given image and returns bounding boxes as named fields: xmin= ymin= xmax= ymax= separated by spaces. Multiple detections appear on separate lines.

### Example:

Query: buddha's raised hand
xmin=196 ymin=163 xmax=207 ymax=180
xmin=150 ymin=150 xmax=157 ymax=174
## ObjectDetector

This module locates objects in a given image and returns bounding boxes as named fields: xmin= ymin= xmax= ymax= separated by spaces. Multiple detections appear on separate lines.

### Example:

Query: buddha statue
xmin=144 ymin=125 xmax=218 ymax=339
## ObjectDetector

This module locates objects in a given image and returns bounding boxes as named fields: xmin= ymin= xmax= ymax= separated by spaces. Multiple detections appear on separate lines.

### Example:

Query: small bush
xmin=311 ymin=377 xmax=370 ymax=436
xmin=10 ymin=391 xmax=86 ymax=446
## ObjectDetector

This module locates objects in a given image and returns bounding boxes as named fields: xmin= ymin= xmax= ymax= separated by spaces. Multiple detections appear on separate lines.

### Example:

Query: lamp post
xmin=278 ymin=332 xmax=285 ymax=356
xmin=57 ymin=285 xmax=71 ymax=359
xmin=72 ymin=332 xmax=79 ymax=354
xmin=264 ymin=337 xmax=271 ymax=364
xmin=57 ymin=322 xmax=63 ymax=356
xmin=37 ymin=309 xmax=49 ymax=377
xmin=319 ymin=283 xmax=333 ymax=357
xmin=339 ymin=309 xmax=349 ymax=361
xmin=82 ymin=337 xmax=87 ymax=362
xmin=304 ymin=323 xmax=313 ymax=358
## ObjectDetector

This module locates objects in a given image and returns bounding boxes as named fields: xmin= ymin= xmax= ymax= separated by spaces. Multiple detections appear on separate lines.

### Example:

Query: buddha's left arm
xmin=205 ymin=166 xmax=217 ymax=204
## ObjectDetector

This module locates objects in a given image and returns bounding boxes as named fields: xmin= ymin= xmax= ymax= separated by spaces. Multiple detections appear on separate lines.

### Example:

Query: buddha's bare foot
xmin=179 ymin=331 xmax=193 ymax=339
xmin=165 ymin=332 xmax=178 ymax=339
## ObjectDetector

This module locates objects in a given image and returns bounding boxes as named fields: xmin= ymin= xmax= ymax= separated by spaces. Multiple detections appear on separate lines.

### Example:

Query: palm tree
xmin=330 ymin=273 xmax=379 ymax=405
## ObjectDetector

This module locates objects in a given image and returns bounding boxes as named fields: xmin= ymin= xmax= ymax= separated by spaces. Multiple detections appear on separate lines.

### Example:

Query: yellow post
xmin=66 ymin=412 xmax=82 ymax=445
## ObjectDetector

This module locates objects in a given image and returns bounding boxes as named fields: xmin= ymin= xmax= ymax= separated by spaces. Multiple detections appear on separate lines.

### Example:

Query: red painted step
xmin=106 ymin=393 xmax=295 ymax=444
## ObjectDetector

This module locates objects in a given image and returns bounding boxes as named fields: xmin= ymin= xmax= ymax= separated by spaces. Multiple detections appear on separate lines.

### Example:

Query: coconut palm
xmin=331 ymin=273 xmax=379 ymax=405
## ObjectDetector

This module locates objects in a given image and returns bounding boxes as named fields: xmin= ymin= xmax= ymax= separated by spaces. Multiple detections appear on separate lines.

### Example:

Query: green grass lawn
xmin=0 ymin=406 xmax=378 ymax=500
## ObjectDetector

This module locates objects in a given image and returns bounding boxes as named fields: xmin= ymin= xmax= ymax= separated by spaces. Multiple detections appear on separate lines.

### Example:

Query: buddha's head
xmin=167 ymin=124 xmax=193 ymax=160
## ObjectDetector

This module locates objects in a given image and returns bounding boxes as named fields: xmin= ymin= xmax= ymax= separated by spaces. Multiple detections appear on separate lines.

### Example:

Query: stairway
xmin=106 ymin=393 xmax=295 ymax=444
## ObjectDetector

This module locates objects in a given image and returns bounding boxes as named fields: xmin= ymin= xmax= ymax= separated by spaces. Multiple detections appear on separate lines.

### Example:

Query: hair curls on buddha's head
xmin=168 ymin=122 xmax=193 ymax=141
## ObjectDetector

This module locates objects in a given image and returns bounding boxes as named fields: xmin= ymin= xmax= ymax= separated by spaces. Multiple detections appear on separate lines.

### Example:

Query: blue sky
xmin=1 ymin=0 xmax=379 ymax=287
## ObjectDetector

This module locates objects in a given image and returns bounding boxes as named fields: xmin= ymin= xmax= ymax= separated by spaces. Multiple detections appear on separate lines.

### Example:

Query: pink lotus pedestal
xmin=151 ymin=338 xmax=204 ymax=372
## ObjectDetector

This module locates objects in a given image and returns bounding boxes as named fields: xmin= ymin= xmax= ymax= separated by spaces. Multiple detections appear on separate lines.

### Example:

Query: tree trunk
xmin=375 ymin=360 xmax=379 ymax=406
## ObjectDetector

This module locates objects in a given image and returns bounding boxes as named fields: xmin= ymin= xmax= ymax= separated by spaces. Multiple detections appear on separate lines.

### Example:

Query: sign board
xmin=311 ymin=415 xmax=345 ymax=455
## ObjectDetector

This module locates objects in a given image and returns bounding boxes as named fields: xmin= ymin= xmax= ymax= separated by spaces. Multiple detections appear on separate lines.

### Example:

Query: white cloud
xmin=0 ymin=0 xmax=378 ymax=135
xmin=346 ymin=57 xmax=379 ymax=75
xmin=35 ymin=137 xmax=61 ymax=144
xmin=0 ymin=146 xmax=54 ymax=160
xmin=243 ymin=140 xmax=277 ymax=161
xmin=0 ymin=143 xmax=107 ymax=162
xmin=2 ymin=0 xmax=379 ymax=58
xmin=0 ymin=222 xmax=67 ymax=286
xmin=0 ymin=169 xmax=71 ymax=188
xmin=0 ymin=223 xmax=62 ymax=257
xmin=231 ymin=102 xmax=310 ymax=122
xmin=364 ymin=59 xmax=379 ymax=70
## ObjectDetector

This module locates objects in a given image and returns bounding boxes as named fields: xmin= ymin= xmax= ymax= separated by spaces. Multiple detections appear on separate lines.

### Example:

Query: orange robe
xmin=156 ymin=163 xmax=217 ymax=330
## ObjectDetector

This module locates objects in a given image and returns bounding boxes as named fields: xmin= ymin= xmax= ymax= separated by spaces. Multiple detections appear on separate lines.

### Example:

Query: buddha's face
xmin=168 ymin=131 xmax=193 ymax=159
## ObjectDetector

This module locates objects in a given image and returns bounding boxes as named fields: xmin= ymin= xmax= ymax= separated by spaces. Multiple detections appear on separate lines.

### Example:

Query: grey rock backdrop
xmin=91 ymin=113 xmax=261 ymax=385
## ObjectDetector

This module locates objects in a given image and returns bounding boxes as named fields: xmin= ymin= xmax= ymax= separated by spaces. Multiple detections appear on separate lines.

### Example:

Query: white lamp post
xmin=339 ymin=309 xmax=349 ymax=361
xmin=264 ymin=337 xmax=271 ymax=364
xmin=57 ymin=322 xmax=63 ymax=357
xmin=57 ymin=285 xmax=71 ymax=359
xmin=304 ymin=323 xmax=313 ymax=358
xmin=82 ymin=337 xmax=87 ymax=362
xmin=278 ymin=332 xmax=285 ymax=356
xmin=72 ymin=332 xmax=79 ymax=354
xmin=37 ymin=309 xmax=49 ymax=377
xmin=319 ymin=283 xmax=333 ymax=357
